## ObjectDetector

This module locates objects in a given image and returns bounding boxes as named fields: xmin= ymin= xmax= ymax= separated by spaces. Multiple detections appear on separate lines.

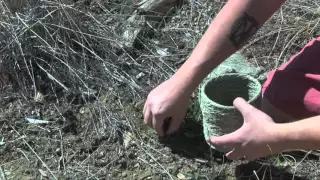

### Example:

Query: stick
xmin=121 ymin=0 xmax=177 ymax=48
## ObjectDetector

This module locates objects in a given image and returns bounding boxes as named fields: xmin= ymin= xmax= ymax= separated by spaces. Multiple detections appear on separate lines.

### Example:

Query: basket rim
xmin=200 ymin=73 xmax=262 ymax=109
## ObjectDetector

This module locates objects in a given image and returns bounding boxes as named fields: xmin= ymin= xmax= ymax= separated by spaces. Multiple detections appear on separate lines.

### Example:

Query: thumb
xmin=233 ymin=97 xmax=258 ymax=119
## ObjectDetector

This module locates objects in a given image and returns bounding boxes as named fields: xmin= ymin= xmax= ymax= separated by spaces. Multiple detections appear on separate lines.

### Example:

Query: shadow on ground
xmin=157 ymin=118 xmax=214 ymax=159
xmin=157 ymin=117 xmax=311 ymax=180
xmin=236 ymin=161 xmax=309 ymax=180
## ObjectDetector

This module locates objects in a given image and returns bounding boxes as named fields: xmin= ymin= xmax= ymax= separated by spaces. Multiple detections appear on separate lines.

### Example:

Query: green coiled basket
xmin=199 ymin=73 xmax=262 ymax=152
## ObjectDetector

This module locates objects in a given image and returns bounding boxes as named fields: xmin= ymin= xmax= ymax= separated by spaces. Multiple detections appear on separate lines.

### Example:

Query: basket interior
xmin=204 ymin=74 xmax=261 ymax=107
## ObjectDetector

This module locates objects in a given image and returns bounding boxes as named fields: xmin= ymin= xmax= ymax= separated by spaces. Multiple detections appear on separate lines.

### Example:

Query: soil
xmin=2 ymin=88 xmax=320 ymax=180
xmin=1 ymin=0 xmax=320 ymax=180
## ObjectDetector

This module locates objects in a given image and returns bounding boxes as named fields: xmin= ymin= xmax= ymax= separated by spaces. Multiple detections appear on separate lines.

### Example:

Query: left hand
xmin=207 ymin=97 xmax=284 ymax=161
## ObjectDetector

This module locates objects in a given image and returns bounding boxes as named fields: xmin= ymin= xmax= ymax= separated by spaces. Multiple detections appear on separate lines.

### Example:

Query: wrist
xmin=261 ymin=123 xmax=287 ymax=155
xmin=269 ymin=124 xmax=287 ymax=153
xmin=170 ymin=71 xmax=196 ymax=96
xmin=271 ymin=123 xmax=303 ymax=153
xmin=172 ymin=55 xmax=228 ymax=95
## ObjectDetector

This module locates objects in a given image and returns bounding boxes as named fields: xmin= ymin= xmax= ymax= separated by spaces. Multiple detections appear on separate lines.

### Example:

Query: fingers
xmin=143 ymin=106 xmax=168 ymax=136
xmin=226 ymin=148 xmax=259 ymax=161
xmin=143 ymin=108 xmax=153 ymax=127
xmin=166 ymin=110 xmax=186 ymax=135
xmin=208 ymin=131 xmax=241 ymax=150
xmin=143 ymin=99 xmax=153 ymax=127
xmin=166 ymin=117 xmax=181 ymax=135
xmin=209 ymin=134 xmax=246 ymax=160
xmin=143 ymin=100 xmax=147 ymax=115
xmin=143 ymin=100 xmax=169 ymax=136
xmin=153 ymin=115 xmax=164 ymax=137
xmin=226 ymin=148 xmax=245 ymax=160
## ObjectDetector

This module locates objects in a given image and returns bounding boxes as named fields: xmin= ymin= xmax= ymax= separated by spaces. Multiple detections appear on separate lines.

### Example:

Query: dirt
xmin=1 ymin=86 xmax=320 ymax=180
xmin=1 ymin=0 xmax=320 ymax=180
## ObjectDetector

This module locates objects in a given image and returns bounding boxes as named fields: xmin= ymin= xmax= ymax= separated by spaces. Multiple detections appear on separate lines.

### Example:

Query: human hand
xmin=143 ymin=77 xmax=191 ymax=137
xmin=208 ymin=97 xmax=284 ymax=161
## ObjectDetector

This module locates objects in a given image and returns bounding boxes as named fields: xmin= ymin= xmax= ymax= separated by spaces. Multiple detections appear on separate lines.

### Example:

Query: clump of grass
xmin=0 ymin=0 xmax=142 ymax=99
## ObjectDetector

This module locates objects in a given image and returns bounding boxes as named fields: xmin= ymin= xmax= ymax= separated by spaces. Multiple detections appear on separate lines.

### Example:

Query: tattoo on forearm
xmin=229 ymin=12 xmax=259 ymax=48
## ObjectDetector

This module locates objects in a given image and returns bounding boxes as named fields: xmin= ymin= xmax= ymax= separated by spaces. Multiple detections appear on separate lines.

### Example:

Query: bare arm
xmin=173 ymin=0 xmax=287 ymax=95
xmin=144 ymin=0 xmax=287 ymax=136
xmin=277 ymin=115 xmax=320 ymax=151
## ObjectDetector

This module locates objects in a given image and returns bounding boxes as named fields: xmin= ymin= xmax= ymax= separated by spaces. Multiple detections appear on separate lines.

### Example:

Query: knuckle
xmin=153 ymin=111 xmax=163 ymax=119
xmin=145 ymin=100 xmax=157 ymax=111
xmin=151 ymin=105 xmax=165 ymax=116
xmin=146 ymin=96 xmax=157 ymax=107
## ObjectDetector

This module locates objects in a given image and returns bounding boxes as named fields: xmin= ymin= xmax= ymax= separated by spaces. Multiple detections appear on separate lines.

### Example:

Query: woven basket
xmin=199 ymin=73 xmax=262 ymax=152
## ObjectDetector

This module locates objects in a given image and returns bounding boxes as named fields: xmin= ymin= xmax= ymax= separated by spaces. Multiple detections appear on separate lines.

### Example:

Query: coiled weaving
xmin=199 ymin=73 xmax=262 ymax=152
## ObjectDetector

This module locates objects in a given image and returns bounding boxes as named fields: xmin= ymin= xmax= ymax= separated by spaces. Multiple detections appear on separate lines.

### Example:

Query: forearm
xmin=277 ymin=115 xmax=320 ymax=151
xmin=173 ymin=0 xmax=286 ymax=95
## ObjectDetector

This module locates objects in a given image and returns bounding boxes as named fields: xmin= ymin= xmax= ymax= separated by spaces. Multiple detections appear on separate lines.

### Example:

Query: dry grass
xmin=0 ymin=0 xmax=143 ymax=98
xmin=1 ymin=0 xmax=320 ymax=179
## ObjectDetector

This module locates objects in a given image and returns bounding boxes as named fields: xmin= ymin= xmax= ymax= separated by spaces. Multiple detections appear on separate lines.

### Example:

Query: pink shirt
xmin=262 ymin=37 xmax=320 ymax=119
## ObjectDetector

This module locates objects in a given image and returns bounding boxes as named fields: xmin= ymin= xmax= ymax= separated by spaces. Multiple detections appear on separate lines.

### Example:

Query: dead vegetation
xmin=1 ymin=0 xmax=320 ymax=179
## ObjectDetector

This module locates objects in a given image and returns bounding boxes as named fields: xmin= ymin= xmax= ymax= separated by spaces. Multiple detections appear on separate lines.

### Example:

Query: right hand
xmin=143 ymin=77 xmax=191 ymax=136
xmin=208 ymin=98 xmax=281 ymax=160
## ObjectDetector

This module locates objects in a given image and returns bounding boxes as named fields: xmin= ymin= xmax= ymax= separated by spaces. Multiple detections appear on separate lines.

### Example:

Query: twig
xmin=144 ymin=150 xmax=174 ymax=180
xmin=59 ymin=130 xmax=66 ymax=172
xmin=12 ymin=126 xmax=57 ymax=180
xmin=253 ymin=170 xmax=260 ymax=180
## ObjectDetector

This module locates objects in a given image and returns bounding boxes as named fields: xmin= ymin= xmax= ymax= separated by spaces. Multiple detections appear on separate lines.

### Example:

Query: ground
xmin=1 ymin=0 xmax=320 ymax=179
